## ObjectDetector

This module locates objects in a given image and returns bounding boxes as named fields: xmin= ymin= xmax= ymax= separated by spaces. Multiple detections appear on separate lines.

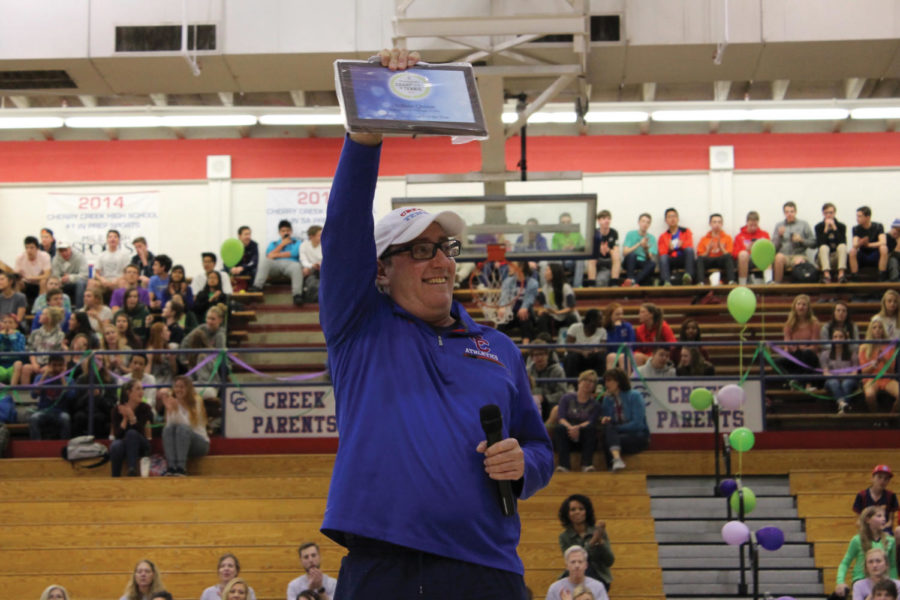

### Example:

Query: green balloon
xmin=750 ymin=239 xmax=776 ymax=270
xmin=221 ymin=238 xmax=245 ymax=269
xmin=689 ymin=387 xmax=714 ymax=411
xmin=729 ymin=427 xmax=755 ymax=452
xmin=727 ymin=286 xmax=757 ymax=325
xmin=730 ymin=487 xmax=757 ymax=514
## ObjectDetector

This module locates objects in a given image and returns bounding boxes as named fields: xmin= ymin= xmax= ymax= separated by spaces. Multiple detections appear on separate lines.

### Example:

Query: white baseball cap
xmin=375 ymin=207 xmax=465 ymax=258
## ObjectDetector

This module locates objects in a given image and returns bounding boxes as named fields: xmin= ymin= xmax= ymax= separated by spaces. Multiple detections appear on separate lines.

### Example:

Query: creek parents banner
xmin=636 ymin=378 xmax=763 ymax=433
xmin=45 ymin=191 xmax=160 ymax=257
xmin=225 ymin=385 xmax=337 ymax=438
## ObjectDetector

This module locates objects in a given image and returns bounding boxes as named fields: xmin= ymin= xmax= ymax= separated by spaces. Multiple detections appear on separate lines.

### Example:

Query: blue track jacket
xmin=319 ymin=137 xmax=553 ymax=575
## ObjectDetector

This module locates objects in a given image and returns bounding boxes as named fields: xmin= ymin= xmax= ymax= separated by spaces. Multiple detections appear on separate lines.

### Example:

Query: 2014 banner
xmin=45 ymin=191 xmax=160 ymax=257
xmin=265 ymin=187 xmax=330 ymax=243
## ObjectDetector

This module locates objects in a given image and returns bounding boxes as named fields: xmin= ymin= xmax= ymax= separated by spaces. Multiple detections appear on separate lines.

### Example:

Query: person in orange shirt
xmin=696 ymin=214 xmax=736 ymax=285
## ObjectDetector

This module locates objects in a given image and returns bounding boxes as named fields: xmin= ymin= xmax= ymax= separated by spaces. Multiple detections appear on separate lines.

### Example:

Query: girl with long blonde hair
xmin=859 ymin=319 xmax=899 ymax=413
xmin=834 ymin=506 xmax=897 ymax=597
xmin=160 ymin=375 xmax=209 ymax=476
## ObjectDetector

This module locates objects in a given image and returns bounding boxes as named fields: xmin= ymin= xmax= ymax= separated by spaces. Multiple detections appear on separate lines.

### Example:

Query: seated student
xmin=100 ymin=323 xmax=132 ymax=376
xmin=822 ymin=302 xmax=861 ymax=354
xmin=145 ymin=322 xmax=178 ymax=388
xmin=636 ymin=347 xmax=676 ymax=379
xmin=120 ymin=559 xmax=166 ymax=600
xmin=859 ymin=320 xmax=899 ymax=413
xmin=0 ymin=313 xmax=25 ymax=387
xmin=603 ymin=302 xmax=636 ymax=372
xmin=564 ymin=309 xmax=607 ymax=378
xmin=114 ymin=309 xmax=145 ymax=350
xmin=194 ymin=270 xmax=229 ymax=322
xmin=554 ymin=369 xmax=602 ymax=473
xmin=676 ymin=347 xmax=715 ymax=377
xmin=82 ymin=285 xmax=113 ymax=333
xmin=696 ymin=213 xmax=736 ymax=285
xmin=776 ymin=294 xmax=821 ymax=386
xmin=889 ymin=219 xmax=900 ymax=282
xmin=868 ymin=577 xmax=900 ymax=600
xmin=110 ymin=380 xmax=153 ymax=477
xmin=199 ymin=553 xmax=258 ymax=600
xmin=853 ymin=548 xmax=900 ymax=600
xmin=163 ymin=264 xmax=194 ymax=309
xmin=147 ymin=254 xmax=172 ymax=311
xmin=495 ymin=261 xmax=539 ymax=344
xmin=0 ymin=271 xmax=27 ymax=329
xmin=30 ymin=289 xmax=72 ymax=334
xmin=854 ymin=465 xmax=900 ymax=539
xmin=21 ymin=306 xmax=65 ymax=384
xmin=633 ymin=303 xmax=677 ymax=366
xmin=835 ymin=506 xmax=898 ymax=598
xmin=679 ymin=318 xmax=710 ymax=362
xmin=287 ymin=541 xmax=339 ymax=600
xmin=598 ymin=367 xmax=649 ymax=471
xmin=115 ymin=290 xmax=150 ymax=343
xmin=228 ymin=225 xmax=260 ymax=284
xmin=731 ymin=210 xmax=772 ymax=285
xmin=130 ymin=236 xmax=155 ymax=285
xmin=820 ymin=326 xmax=859 ymax=414
xmin=527 ymin=340 xmax=568 ymax=422
xmin=32 ymin=275 xmax=72 ymax=314
xmin=39 ymin=227 xmax=57 ymax=259
xmin=546 ymin=546 xmax=609 ymax=600
xmin=552 ymin=212 xmax=587 ymax=287
xmin=15 ymin=235 xmax=51 ymax=306
xmin=621 ymin=213 xmax=657 ymax=287
xmin=772 ymin=201 xmax=816 ymax=284
xmin=69 ymin=353 xmax=117 ymax=438
xmin=515 ymin=217 xmax=549 ymax=252
xmin=181 ymin=304 xmax=227 ymax=402
xmin=850 ymin=206 xmax=889 ymax=280
xmin=191 ymin=252 xmax=234 ymax=298
xmin=27 ymin=354 xmax=70 ymax=440
xmin=250 ymin=220 xmax=304 ymax=306
xmin=51 ymin=241 xmax=89 ymax=309
xmin=586 ymin=210 xmax=620 ymax=287
xmin=110 ymin=264 xmax=151 ymax=311
xmin=872 ymin=290 xmax=900 ymax=341
xmin=299 ymin=225 xmax=323 ymax=303
xmin=557 ymin=494 xmax=615 ymax=592
xmin=222 ymin=579 xmax=252 ymax=600
xmin=815 ymin=202 xmax=849 ymax=284
xmin=657 ymin=208 xmax=695 ymax=286
xmin=122 ymin=353 xmax=158 ymax=415
xmin=65 ymin=311 xmax=99 ymax=349
xmin=162 ymin=296 xmax=196 ymax=343
xmin=39 ymin=585 xmax=70 ymax=600
xmin=161 ymin=377 xmax=210 ymax=477
xmin=94 ymin=229 xmax=131 ymax=294
xmin=534 ymin=263 xmax=579 ymax=339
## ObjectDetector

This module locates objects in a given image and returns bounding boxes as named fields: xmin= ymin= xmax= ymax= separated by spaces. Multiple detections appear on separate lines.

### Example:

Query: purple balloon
xmin=719 ymin=478 xmax=738 ymax=497
xmin=717 ymin=384 xmax=745 ymax=410
xmin=722 ymin=520 xmax=750 ymax=546
xmin=756 ymin=526 xmax=785 ymax=551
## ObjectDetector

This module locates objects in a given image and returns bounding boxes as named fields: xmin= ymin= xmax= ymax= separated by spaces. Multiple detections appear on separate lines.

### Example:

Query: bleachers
xmin=0 ymin=454 xmax=664 ymax=600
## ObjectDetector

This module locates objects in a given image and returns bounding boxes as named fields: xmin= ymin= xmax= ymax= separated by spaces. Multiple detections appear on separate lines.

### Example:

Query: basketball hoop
xmin=469 ymin=244 xmax=524 ymax=327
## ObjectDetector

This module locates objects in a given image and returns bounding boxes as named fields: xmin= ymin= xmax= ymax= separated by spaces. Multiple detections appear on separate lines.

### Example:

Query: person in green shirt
xmin=835 ymin=505 xmax=898 ymax=597
xmin=557 ymin=494 xmax=615 ymax=591
xmin=552 ymin=212 xmax=587 ymax=287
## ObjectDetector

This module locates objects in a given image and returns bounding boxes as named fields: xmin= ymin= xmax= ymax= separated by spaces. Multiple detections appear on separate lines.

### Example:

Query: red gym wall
xmin=0 ymin=132 xmax=898 ymax=183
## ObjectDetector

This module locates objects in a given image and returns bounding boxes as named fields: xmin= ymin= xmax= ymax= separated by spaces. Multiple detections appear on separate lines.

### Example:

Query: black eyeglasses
xmin=382 ymin=239 xmax=462 ymax=260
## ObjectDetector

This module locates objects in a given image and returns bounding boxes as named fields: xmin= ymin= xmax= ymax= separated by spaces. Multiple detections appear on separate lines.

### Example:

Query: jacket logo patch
xmin=464 ymin=336 xmax=504 ymax=366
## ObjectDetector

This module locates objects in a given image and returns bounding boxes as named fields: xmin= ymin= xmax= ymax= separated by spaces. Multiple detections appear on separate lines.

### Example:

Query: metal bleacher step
xmin=651 ymin=496 xmax=796 ymax=520
xmin=648 ymin=475 xmax=790 ymax=497
xmin=657 ymin=544 xmax=815 ymax=568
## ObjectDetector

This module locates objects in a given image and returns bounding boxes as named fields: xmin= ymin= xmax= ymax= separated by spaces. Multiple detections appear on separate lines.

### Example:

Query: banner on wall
xmin=637 ymin=378 xmax=763 ymax=434
xmin=45 ymin=191 xmax=160 ymax=257
xmin=225 ymin=385 xmax=337 ymax=438
xmin=265 ymin=187 xmax=330 ymax=243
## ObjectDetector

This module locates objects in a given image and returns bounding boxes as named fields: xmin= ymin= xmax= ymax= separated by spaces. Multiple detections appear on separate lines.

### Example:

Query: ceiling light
xmin=651 ymin=110 xmax=750 ymax=122
xmin=850 ymin=107 xmax=900 ymax=120
xmin=0 ymin=117 xmax=65 ymax=129
xmin=584 ymin=111 xmax=649 ymax=123
xmin=65 ymin=116 xmax=163 ymax=128
xmin=259 ymin=114 xmax=345 ymax=126
xmin=525 ymin=111 xmax=577 ymax=124
xmin=748 ymin=108 xmax=848 ymax=121
xmin=501 ymin=112 xmax=518 ymax=124
xmin=160 ymin=115 xmax=257 ymax=127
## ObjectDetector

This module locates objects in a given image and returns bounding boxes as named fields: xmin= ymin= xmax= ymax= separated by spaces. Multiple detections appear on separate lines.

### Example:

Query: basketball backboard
xmin=390 ymin=194 xmax=597 ymax=262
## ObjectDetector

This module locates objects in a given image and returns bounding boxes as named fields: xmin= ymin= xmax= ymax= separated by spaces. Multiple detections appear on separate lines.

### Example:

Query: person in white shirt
xmin=121 ymin=353 xmax=158 ymax=416
xmin=286 ymin=542 xmax=337 ymax=600
xmin=191 ymin=252 xmax=234 ymax=296
xmin=299 ymin=225 xmax=323 ymax=303
xmin=546 ymin=546 xmax=609 ymax=600
xmin=95 ymin=229 xmax=132 ymax=293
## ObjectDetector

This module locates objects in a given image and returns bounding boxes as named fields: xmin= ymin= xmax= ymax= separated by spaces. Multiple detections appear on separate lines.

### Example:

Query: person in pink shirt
xmin=777 ymin=293 xmax=822 ymax=388
xmin=15 ymin=235 xmax=51 ymax=307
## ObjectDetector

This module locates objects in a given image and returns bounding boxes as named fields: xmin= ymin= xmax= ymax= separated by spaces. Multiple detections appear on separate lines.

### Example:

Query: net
xmin=469 ymin=244 xmax=524 ymax=327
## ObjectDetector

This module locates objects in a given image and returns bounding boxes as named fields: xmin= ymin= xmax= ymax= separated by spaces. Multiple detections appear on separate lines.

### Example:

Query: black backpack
xmin=791 ymin=261 xmax=819 ymax=283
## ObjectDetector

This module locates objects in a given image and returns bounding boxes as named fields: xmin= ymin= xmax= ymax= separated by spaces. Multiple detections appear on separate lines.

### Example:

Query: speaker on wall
xmin=207 ymin=155 xmax=232 ymax=179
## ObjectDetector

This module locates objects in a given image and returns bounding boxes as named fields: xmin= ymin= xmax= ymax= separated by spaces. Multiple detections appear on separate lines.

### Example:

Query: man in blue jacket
xmin=319 ymin=48 xmax=553 ymax=600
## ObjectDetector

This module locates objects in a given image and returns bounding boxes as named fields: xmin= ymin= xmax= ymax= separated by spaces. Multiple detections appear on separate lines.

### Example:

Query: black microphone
xmin=480 ymin=404 xmax=516 ymax=517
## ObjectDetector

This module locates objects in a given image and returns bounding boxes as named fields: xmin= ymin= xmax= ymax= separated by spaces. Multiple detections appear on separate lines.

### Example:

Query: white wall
xmin=3 ymin=166 xmax=899 ymax=270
